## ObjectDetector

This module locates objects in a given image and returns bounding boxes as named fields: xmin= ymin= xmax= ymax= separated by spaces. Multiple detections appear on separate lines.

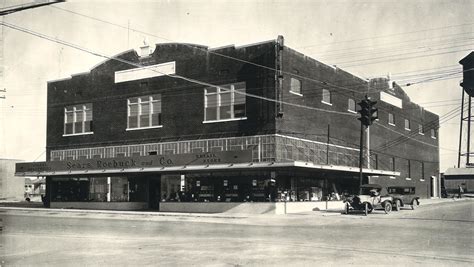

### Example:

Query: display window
xmin=50 ymin=176 xmax=147 ymax=202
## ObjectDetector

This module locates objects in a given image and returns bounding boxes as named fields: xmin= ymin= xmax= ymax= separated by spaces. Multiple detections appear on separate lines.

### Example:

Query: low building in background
xmin=15 ymin=36 xmax=440 ymax=213
xmin=443 ymin=51 xmax=474 ymax=196
xmin=1 ymin=159 xmax=25 ymax=201
xmin=24 ymin=177 xmax=46 ymax=201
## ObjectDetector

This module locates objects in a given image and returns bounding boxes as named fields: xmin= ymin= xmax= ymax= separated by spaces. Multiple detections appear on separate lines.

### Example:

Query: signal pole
xmin=357 ymin=95 xmax=378 ymax=187
xmin=358 ymin=119 xmax=365 ymax=187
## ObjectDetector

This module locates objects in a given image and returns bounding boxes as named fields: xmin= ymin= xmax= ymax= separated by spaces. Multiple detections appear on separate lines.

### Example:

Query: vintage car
xmin=344 ymin=184 xmax=393 ymax=216
xmin=387 ymin=186 xmax=420 ymax=211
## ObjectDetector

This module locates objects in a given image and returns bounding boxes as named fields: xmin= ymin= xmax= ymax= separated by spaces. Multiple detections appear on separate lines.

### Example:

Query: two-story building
xmin=15 ymin=36 xmax=440 ymax=213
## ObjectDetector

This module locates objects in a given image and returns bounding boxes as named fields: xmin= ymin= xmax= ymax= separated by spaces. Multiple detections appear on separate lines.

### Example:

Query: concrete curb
xmin=0 ymin=206 xmax=248 ymax=219
xmin=0 ymin=198 xmax=470 ymax=219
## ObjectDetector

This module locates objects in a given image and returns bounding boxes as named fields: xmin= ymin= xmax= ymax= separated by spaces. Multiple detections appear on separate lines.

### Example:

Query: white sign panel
xmin=380 ymin=92 xmax=402 ymax=108
xmin=115 ymin=61 xmax=176 ymax=83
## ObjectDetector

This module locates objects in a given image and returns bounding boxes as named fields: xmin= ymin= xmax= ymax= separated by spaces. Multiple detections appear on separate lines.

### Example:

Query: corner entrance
xmin=149 ymin=177 xmax=161 ymax=210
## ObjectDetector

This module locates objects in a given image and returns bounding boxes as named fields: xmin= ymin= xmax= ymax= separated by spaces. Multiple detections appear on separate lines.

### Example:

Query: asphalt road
xmin=0 ymin=200 xmax=473 ymax=266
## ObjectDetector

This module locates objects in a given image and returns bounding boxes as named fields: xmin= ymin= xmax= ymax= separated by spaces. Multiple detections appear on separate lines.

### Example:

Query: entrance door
xmin=149 ymin=177 xmax=161 ymax=210
xmin=430 ymin=176 xmax=435 ymax=197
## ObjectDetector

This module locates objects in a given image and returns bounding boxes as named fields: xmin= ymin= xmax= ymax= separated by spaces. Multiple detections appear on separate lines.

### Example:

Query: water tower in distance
xmin=458 ymin=52 xmax=474 ymax=167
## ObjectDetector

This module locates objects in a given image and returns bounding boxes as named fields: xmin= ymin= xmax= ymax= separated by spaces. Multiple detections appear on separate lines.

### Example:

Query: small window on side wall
xmin=388 ymin=113 xmax=395 ymax=125
xmin=418 ymin=124 xmax=424 ymax=135
xmin=404 ymin=119 xmax=411 ymax=130
xmin=348 ymin=98 xmax=356 ymax=113
xmin=431 ymin=129 xmax=437 ymax=139
xmin=290 ymin=78 xmax=302 ymax=95
xmin=322 ymin=89 xmax=331 ymax=105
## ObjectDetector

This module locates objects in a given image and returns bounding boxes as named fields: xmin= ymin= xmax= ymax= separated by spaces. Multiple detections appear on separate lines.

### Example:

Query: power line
xmin=2 ymin=21 xmax=454 ymax=155
xmin=0 ymin=21 xmax=358 ymax=118
xmin=48 ymin=5 xmax=470 ymax=99
xmin=297 ymin=22 xmax=474 ymax=48
xmin=312 ymin=32 xmax=474 ymax=58
xmin=403 ymin=68 xmax=472 ymax=87
xmin=335 ymin=43 xmax=474 ymax=66
xmin=341 ymin=48 xmax=473 ymax=68
xmin=48 ymin=5 xmax=370 ymax=95
xmin=317 ymin=36 xmax=474 ymax=62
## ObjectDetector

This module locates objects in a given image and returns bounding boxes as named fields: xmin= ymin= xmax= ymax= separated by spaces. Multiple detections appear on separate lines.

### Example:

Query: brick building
xmin=16 ymin=36 xmax=440 ymax=212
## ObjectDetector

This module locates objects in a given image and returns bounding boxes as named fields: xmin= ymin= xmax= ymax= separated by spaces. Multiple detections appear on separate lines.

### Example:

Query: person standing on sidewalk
xmin=458 ymin=185 xmax=464 ymax=198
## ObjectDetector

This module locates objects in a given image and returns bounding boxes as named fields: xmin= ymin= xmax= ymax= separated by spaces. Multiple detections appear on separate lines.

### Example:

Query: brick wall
xmin=46 ymin=42 xmax=278 ymax=155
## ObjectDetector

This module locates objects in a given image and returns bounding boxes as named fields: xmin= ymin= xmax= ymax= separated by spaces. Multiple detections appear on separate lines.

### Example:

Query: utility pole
xmin=357 ymin=95 xmax=378 ymax=187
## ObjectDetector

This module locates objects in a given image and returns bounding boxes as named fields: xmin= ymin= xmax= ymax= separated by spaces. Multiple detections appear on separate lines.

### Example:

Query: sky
xmin=0 ymin=0 xmax=473 ymax=172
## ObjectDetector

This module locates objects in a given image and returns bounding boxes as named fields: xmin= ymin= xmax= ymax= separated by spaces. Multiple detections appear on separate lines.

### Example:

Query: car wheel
xmin=367 ymin=205 xmax=374 ymax=214
xmin=394 ymin=200 xmax=401 ymax=211
xmin=345 ymin=203 xmax=350 ymax=214
xmin=364 ymin=202 xmax=368 ymax=216
xmin=384 ymin=202 xmax=392 ymax=214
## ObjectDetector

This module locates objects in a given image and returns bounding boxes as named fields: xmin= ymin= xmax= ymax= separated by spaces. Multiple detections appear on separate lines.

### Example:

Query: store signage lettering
xmin=16 ymin=150 xmax=252 ymax=174
xmin=196 ymin=153 xmax=221 ymax=163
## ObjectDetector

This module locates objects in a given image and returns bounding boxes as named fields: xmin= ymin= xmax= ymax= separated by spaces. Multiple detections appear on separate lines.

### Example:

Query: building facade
xmin=16 ymin=36 xmax=440 ymax=212
xmin=1 ymin=159 xmax=25 ymax=200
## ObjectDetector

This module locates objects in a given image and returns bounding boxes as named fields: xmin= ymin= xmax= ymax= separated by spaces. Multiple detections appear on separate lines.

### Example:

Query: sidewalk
xmin=0 ymin=197 xmax=471 ymax=220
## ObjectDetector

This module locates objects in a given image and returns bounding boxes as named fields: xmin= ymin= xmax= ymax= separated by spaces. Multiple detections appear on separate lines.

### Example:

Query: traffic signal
xmin=357 ymin=96 xmax=377 ymax=127
xmin=369 ymin=100 xmax=378 ymax=124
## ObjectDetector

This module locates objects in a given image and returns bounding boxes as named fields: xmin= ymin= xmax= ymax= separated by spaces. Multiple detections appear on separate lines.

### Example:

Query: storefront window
xmin=51 ymin=176 xmax=147 ymax=202
xmin=89 ymin=177 xmax=107 ymax=202
xmin=110 ymin=177 xmax=128 ymax=202
xmin=161 ymin=175 xmax=182 ymax=201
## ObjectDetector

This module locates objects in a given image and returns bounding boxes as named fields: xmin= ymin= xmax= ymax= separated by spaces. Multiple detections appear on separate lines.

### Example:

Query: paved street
xmin=0 ymin=199 xmax=473 ymax=266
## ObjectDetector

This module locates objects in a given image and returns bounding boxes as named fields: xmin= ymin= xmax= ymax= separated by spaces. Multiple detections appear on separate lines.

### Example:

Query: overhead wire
xmin=2 ymin=17 xmax=465 ymax=163
xmin=297 ymin=22 xmax=474 ymax=48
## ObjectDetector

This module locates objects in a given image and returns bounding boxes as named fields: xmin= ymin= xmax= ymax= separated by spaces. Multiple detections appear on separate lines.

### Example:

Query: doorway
xmin=149 ymin=177 xmax=161 ymax=210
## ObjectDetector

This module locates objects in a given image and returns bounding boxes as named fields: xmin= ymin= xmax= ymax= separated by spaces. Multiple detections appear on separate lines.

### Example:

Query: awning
xmin=15 ymin=160 xmax=400 ymax=177
xmin=444 ymin=168 xmax=474 ymax=179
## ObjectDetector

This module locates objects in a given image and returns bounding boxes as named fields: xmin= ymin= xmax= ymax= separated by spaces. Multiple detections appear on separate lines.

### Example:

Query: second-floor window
xmin=404 ymin=119 xmax=411 ymax=130
xmin=64 ymin=103 xmax=93 ymax=135
xmin=322 ymin=89 xmax=331 ymax=105
xmin=127 ymin=94 xmax=162 ymax=129
xmin=348 ymin=98 xmax=356 ymax=113
xmin=388 ymin=113 xmax=395 ymax=125
xmin=418 ymin=124 xmax=424 ymax=135
xmin=290 ymin=78 xmax=302 ymax=95
xmin=204 ymin=82 xmax=246 ymax=122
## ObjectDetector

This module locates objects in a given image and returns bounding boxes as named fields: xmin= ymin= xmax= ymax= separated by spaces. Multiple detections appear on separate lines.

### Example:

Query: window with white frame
xmin=388 ymin=113 xmax=395 ymax=125
xmin=322 ymin=89 xmax=331 ymax=105
xmin=389 ymin=157 xmax=395 ymax=171
xmin=204 ymin=82 xmax=246 ymax=122
xmin=431 ymin=128 xmax=437 ymax=139
xmin=290 ymin=78 xmax=302 ymax=95
xmin=348 ymin=98 xmax=356 ymax=112
xmin=418 ymin=124 xmax=424 ymax=135
xmin=127 ymin=94 xmax=162 ymax=129
xmin=404 ymin=119 xmax=411 ymax=130
xmin=64 ymin=103 xmax=93 ymax=135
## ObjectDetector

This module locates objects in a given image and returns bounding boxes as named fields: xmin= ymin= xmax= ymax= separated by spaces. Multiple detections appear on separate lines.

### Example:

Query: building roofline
xmin=459 ymin=51 xmax=474 ymax=64
xmin=235 ymin=39 xmax=275 ymax=49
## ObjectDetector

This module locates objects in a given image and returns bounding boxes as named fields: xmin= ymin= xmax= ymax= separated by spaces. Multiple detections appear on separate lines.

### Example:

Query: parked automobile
xmin=344 ymin=184 xmax=393 ymax=216
xmin=387 ymin=186 xmax=419 ymax=211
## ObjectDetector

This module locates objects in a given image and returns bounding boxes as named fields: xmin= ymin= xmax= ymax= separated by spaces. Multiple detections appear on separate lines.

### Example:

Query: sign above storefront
xmin=114 ymin=61 xmax=176 ymax=83
xmin=16 ymin=150 xmax=252 ymax=175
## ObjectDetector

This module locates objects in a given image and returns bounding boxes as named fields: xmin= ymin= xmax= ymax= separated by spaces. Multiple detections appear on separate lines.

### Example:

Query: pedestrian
xmin=458 ymin=185 xmax=464 ymax=198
